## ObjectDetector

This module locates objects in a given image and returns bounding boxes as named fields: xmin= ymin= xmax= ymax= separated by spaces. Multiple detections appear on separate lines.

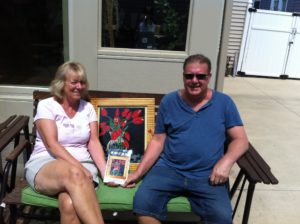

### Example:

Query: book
xmin=103 ymin=148 xmax=132 ymax=185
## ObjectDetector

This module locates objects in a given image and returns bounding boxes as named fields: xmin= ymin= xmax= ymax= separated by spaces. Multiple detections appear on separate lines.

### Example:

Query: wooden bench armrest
xmin=237 ymin=144 xmax=279 ymax=185
xmin=5 ymin=140 xmax=30 ymax=163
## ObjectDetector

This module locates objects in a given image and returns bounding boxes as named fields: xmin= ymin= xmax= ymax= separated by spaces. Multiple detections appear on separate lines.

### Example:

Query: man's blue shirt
xmin=154 ymin=90 xmax=243 ymax=178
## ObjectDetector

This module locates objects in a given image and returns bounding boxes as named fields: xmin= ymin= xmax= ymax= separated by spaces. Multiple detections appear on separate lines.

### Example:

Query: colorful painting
xmin=91 ymin=98 xmax=155 ymax=171
xmin=103 ymin=148 xmax=132 ymax=185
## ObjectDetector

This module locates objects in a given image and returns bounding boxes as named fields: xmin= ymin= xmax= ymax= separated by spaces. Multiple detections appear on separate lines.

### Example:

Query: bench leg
xmin=0 ymin=206 xmax=4 ymax=224
xmin=230 ymin=170 xmax=244 ymax=199
xmin=242 ymin=182 xmax=255 ymax=224
xmin=232 ymin=176 xmax=247 ymax=219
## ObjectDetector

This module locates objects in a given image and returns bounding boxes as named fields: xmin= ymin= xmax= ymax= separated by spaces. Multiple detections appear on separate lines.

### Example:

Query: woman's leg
xmin=35 ymin=159 xmax=104 ymax=224
xmin=138 ymin=215 xmax=161 ymax=224
xmin=58 ymin=192 xmax=80 ymax=224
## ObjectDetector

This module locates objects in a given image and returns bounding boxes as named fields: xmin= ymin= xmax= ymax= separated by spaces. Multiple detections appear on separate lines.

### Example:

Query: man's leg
xmin=188 ymin=178 xmax=232 ymax=224
xmin=133 ymin=165 xmax=183 ymax=222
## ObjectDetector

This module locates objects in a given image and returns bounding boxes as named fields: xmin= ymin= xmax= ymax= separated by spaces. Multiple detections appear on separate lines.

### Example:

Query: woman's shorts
xmin=25 ymin=152 xmax=99 ymax=190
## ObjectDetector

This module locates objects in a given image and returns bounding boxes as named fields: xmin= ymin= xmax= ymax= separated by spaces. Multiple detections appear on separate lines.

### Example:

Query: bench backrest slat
xmin=237 ymin=155 xmax=262 ymax=183
xmin=0 ymin=116 xmax=29 ymax=151
xmin=0 ymin=115 xmax=17 ymax=132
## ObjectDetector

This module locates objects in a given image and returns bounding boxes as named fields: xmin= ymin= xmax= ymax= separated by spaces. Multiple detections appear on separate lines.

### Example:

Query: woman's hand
xmin=104 ymin=182 xmax=120 ymax=187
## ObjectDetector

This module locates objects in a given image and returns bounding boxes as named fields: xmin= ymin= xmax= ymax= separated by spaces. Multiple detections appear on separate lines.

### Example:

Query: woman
xmin=25 ymin=62 xmax=106 ymax=224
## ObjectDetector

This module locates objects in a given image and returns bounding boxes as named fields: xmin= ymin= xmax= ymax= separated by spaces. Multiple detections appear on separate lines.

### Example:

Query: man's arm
xmin=210 ymin=126 xmax=249 ymax=185
xmin=124 ymin=133 xmax=166 ymax=187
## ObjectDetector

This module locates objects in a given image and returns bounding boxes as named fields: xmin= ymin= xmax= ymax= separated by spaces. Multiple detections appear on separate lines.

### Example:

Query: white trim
xmin=237 ymin=0 xmax=254 ymax=72
xmin=97 ymin=54 xmax=185 ymax=63
xmin=184 ymin=0 xmax=194 ymax=54
xmin=98 ymin=48 xmax=187 ymax=61
xmin=0 ymin=86 xmax=48 ymax=101
xmin=68 ymin=0 xmax=74 ymax=60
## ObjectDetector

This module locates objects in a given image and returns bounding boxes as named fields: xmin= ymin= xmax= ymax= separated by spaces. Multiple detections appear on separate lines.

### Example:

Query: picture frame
xmin=91 ymin=98 xmax=155 ymax=171
xmin=103 ymin=149 xmax=132 ymax=185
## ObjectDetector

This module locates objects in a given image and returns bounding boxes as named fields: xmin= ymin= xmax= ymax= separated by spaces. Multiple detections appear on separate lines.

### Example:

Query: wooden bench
xmin=0 ymin=90 xmax=279 ymax=224
xmin=0 ymin=115 xmax=31 ymax=223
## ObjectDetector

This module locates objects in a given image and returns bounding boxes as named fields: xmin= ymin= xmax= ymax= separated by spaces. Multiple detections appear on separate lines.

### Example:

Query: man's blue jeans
xmin=133 ymin=165 xmax=232 ymax=224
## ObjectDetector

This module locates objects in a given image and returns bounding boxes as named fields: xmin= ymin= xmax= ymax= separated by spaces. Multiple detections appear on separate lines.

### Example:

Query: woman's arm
xmin=36 ymin=119 xmax=82 ymax=164
xmin=87 ymin=121 xmax=107 ymax=179
xmin=36 ymin=119 xmax=92 ymax=178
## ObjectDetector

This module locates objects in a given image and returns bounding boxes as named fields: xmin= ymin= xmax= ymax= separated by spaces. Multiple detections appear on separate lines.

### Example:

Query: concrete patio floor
xmin=224 ymin=76 xmax=300 ymax=224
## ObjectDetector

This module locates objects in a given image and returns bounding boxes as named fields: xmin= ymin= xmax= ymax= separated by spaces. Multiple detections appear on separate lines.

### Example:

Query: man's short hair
xmin=183 ymin=54 xmax=211 ymax=72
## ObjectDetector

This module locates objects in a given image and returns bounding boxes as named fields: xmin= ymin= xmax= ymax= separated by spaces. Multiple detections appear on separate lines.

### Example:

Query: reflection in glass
xmin=0 ymin=0 xmax=63 ymax=86
xmin=101 ymin=0 xmax=190 ymax=51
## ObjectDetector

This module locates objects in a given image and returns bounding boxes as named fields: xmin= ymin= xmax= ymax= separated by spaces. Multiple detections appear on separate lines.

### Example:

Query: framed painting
xmin=91 ymin=98 xmax=155 ymax=171
xmin=103 ymin=148 xmax=132 ymax=185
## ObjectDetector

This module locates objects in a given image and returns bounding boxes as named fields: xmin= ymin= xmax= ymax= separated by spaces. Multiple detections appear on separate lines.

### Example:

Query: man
xmin=124 ymin=54 xmax=248 ymax=224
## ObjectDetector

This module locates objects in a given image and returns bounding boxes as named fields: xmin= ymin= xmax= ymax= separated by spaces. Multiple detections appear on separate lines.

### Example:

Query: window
xmin=254 ymin=0 xmax=261 ymax=9
xmin=270 ymin=0 xmax=287 ymax=11
xmin=0 ymin=0 xmax=64 ymax=86
xmin=101 ymin=0 xmax=190 ymax=51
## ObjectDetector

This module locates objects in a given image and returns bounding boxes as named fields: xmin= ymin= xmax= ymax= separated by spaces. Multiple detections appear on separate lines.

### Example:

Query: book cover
xmin=103 ymin=148 xmax=132 ymax=185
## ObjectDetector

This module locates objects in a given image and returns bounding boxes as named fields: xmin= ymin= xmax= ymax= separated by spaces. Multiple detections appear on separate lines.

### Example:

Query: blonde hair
xmin=50 ymin=61 xmax=89 ymax=102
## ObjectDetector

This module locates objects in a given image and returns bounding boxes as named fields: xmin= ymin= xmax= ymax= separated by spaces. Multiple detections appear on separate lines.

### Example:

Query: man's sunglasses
xmin=183 ymin=73 xmax=209 ymax=80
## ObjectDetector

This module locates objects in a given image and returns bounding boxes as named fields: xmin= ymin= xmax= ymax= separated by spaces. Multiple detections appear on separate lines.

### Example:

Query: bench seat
xmin=21 ymin=180 xmax=196 ymax=223
xmin=22 ymin=181 xmax=192 ymax=212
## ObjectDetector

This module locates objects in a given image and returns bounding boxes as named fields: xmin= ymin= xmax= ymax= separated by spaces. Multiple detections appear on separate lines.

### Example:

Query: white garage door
xmin=237 ymin=9 xmax=300 ymax=79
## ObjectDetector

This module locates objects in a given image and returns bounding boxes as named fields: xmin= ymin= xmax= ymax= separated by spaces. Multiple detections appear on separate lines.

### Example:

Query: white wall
xmin=0 ymin=86 xmax=47 ymax=130
xmin=68 ymin=0 xmax=98 ymax=87
xmin=96 ymin=0 xmax=226 ymax=94
xmin=227 ymin=0 xmax=251 ymax=69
